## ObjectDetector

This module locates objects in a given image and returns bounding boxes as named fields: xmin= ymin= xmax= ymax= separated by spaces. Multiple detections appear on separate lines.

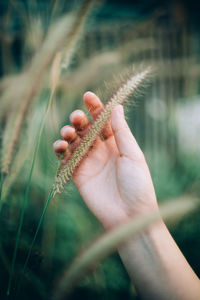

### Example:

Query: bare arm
xmin=53 ymin=91 xmax=200 ymax=299
xmin=118 ymin=221 xmax=200 ymax=300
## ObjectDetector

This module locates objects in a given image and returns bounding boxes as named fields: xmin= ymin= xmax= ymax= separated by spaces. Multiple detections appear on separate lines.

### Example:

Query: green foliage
xmin=0 ymin=1 xmax=199 ymax=300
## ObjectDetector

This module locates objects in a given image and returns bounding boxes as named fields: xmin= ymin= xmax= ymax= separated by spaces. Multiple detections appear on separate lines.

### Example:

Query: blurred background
xmin=0 ymin=0 xmax=200 ymax=299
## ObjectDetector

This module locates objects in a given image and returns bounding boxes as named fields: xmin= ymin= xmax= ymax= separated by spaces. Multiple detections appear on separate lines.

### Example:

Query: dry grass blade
xmin=2 ymin=141 xmax=31 ymax=200
xmin=53 ymin=196 xmax=199 ymax=300
xmin=61 ymin=0 xmax=94 ymax=70
xmin=53 ymin=67 xmax=152 ymax=196
xmin=7 ymin=52 xmax=62 ymax=295
xmin=1 ymin=0 xmax=94 ymax=175
xmin=50 ymin=52 xmax=62 ymax=92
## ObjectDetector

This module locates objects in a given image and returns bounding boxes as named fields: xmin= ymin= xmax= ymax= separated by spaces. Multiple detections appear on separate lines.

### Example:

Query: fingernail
xmin=53 ymin=140 xmax=68 ymax=151
xmin=70 ymin=110 xmax=84 ymax=122
xmin=83 ymin=91 xmax=95 ymax=98
xmin=61 ymin=126 xmax=75 ymax=137
xmin=53 ymin=140 xmax=62 ymax=147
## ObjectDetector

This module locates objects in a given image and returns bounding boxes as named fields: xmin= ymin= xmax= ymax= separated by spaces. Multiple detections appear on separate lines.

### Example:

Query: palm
xmin=72 ymin=135 xmax=143 ymax=228
xmin=72 ymin=137 xmax=120 ymax=222
xmin=73 ymin=137 xmax=117 ymax=188
xmin=54 ymin=93 xmax=157 ymax=228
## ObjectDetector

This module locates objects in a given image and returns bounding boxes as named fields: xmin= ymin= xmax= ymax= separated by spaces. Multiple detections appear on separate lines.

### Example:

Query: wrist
xmin=103 ymin=201 xmax=161 ymax=232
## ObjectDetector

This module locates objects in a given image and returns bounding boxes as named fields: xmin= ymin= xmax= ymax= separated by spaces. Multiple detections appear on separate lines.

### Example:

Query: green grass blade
xmin=15 ymin=189 xmax=54 ymax=297
xmin=0 ymin=172 xmax=5 ymax=202
xmin=7 ymin=91 xmax=55 ymax=295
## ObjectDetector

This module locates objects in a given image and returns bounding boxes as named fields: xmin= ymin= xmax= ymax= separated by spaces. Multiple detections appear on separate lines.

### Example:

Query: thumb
xmin=111 ymin=105 xmax=143 ymax=160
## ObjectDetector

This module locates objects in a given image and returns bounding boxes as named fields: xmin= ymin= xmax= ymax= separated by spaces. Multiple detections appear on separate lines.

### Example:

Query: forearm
xmin=118 ymin=219 xmax=200 ymax=300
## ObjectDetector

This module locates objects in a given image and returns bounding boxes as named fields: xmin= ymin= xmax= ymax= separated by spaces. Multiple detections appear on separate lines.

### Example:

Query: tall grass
xmin=14 ymin=66 xmax=152 ymax=298
xmin=15 ymin=189 xmax=55 ymax=297
xmin=53 ymin=67 xmax=152 ymax=196
xmin=1 ymin=0 xmax=94 ymax=175
xmin=0 ymin=2 xmax=199 ymax=300
xmin=7 ymin=52 xmax=62 ymax=295
xmin=6 ymin=2 xmax=95 ymax=296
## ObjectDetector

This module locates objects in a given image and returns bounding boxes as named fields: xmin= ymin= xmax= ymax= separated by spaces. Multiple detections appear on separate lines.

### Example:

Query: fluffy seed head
xmin=52 ymin=66 xmax=152 ymax=197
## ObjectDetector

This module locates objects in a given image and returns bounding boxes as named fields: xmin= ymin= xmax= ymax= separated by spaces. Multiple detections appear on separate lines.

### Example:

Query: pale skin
xmin=53 ymin=91 xmax=200 ymax=299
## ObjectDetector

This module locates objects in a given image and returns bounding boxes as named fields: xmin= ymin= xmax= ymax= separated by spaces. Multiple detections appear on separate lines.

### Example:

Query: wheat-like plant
xmin=61 ymin=0 xmax=94 ymax=70
xmin=15 ymin=66 xmax=152 ymax=296
xmin=1 ymin=0 xmax=94 ymax=175
xmin=53 ymin=66 xmax=152 ymax=196
xmin=7 ymin=52 xmax=62 ymax=295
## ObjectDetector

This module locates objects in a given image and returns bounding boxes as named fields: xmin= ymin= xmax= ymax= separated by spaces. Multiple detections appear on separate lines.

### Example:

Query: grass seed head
xmin=52 ymin=66 xmax=152 ymax=197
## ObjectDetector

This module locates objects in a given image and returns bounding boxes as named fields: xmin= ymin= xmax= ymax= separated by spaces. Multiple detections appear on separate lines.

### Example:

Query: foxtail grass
xmin=1 ymin=0 xmax=94 ymax=175
xmin=61 ymin=0 xmax=94 ymax=70
xmin=11 ymin=2 xmax=95 ymax=292
xmin=15 ymin=66 xmax=152 ymax=298
xmin=53 ymin=66 xmax=152 ymax=196
xmin=53 ymin=196 xmax=199 ymax=300
xmin=7 ymin=53 xmax=62 ymax=296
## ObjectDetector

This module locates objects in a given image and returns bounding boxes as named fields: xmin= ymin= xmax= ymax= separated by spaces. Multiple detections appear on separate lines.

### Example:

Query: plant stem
xmin=7 ymin=90 xmax=55 ymax=296
xmin=0 ymin=171 xmax=5 ymax=202
xmin=53 ymin=67 xmax=152 ymax=195
xmin=15 ymin=189 xmax=54 ymax=298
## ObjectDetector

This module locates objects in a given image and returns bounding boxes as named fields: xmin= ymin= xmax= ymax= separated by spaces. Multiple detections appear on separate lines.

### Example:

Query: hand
xmin=53 ymin=92 xmax=158 ymax=229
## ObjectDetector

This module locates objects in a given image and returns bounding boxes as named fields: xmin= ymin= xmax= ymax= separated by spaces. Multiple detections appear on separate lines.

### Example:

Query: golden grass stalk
xmin=50 ymin=52 xmax=62 ymax=92
xmin=25 ymin=17 xmax=44 ymax=53
xmin=1 ymin=48 xmax=61 ymax=200
xmin=0 ymin=73 xmax=27 ymax=122
xmin=7 ymin=52 xmax=62 ymax=295
xmin=61 ymin=0 xmax=94 ymax=70
xmin=1 ymin=0 xmax=94 ymax=175
xmin=2 ymin=142 xmax=31 ymax=200
xmin=53 ymin=196 xmax=199 ymax=300
xmin=59 ymin=50 xmax=121 ymax=95
xmin=52 ymin=67 xmax=152 ymax=196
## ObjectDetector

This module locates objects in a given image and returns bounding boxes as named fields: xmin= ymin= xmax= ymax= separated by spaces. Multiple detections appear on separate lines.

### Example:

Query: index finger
xmin=83 ymin=91 xmax=113 ymax=140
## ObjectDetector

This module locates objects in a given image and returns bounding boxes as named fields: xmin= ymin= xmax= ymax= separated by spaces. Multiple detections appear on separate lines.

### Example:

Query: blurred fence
xmin=73 ymin=20 xmax=200 ymax=170
xmin=1 ymin=17 xmax=199 ymax=168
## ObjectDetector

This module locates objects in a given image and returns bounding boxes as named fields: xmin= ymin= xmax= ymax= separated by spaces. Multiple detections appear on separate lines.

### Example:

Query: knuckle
xmin=92 ymin=107 xmax=104 ymax=118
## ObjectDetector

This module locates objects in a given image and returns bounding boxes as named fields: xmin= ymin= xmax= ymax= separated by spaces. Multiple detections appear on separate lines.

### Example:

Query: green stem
xmin=7 ymin=90 xmax=55 ymax=296
xmin=0 ymin=171 xmax=5 ymax=202
xmin=15 ymin=189 xmax=54 ymax=297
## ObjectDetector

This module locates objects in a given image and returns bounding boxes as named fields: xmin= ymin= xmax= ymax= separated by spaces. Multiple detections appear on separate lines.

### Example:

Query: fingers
xmin=60 ymin=125 xmax=81 ymax=153
xmin=57 ymin=108 xmax=92 ymax=158
xmin=60 ymin=125 xmax=77 ymax=142
xmin=53 ymin=139 xmax=70 ymax=163
xmin=69 ymin=109 xmax=90 ymax=137
xmin=83 ymin=91 xmax=113 ymax=139
xmin=53 ymin=91 xmax=113 ymax=160
xmin=54 ymin=107 xmax=92 ymax=160
xmin=53 ymin=139 xmax=68 ymax=154
xmin=111 ymin=105 xmax=144 ymax=161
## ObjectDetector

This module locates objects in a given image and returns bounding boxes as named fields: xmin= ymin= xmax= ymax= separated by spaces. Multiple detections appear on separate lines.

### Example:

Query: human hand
xmin=53 ymin=92 xmax=158 ymax=229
